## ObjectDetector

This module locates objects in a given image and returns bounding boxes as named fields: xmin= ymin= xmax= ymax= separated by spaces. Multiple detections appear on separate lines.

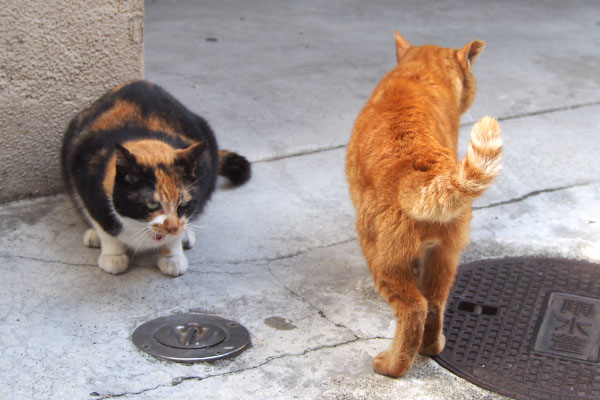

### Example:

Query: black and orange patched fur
xmin=346 ymin=33 xmax=502 ymax=377
xmin=61 ymin=80 xmax=250 ymax=276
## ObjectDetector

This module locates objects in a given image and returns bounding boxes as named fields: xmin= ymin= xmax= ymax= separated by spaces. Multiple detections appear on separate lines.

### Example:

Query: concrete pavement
xmin=1 ymin=0 xmax=599 ymax=398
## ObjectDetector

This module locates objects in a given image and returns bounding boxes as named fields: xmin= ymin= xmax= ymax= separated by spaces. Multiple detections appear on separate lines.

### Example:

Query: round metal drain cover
xmin=433 ymin=257 xmax=600 ymax=400
xmin=132 ymin=313 xmax=251 ymax=362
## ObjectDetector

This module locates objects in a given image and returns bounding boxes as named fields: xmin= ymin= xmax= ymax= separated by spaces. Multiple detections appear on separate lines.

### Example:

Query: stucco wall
xmin=0 ymin=0 xmax=144 ymax=202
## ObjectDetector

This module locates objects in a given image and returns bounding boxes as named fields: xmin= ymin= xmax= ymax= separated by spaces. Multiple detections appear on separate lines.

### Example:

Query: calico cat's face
xmin=111 ymin=142 xmax=204 ymax=246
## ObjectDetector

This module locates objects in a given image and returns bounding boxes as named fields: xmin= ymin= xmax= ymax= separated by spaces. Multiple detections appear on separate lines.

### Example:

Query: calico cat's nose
xmin=163 ymin=216 xmax=180 ymax=234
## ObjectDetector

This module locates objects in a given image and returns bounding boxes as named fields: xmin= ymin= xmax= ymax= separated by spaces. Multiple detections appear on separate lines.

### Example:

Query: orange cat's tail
xmin=408 ymin=116 xmax=502 ymax=223
xmin=218 ymin=150 xmax=251 ymax=186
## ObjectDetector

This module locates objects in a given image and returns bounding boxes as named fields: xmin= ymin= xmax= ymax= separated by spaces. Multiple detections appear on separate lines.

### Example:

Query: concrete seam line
xmin=473 ymin=181 xmax=595 ymax=210
xmin=252 ymin=144 xmax=347 ymax=164
xmin=189 ymin=237 xmax=358 ymax=266
xmin=102 ymin=336 xmax=371 ymax=399
xmin=494 ymin=100 xmax=600 ymax=123
xmin=265 ymin=262 xmax=360 ymax=339
xmin=0 ymin=254 xmax=97 ymax=268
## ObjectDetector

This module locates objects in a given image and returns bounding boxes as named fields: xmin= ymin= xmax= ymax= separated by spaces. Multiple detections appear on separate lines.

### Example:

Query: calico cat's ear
xmin=394 ymin=31 xmax=411 ymax=63
xmin=178 ymin=141 xmax=206 ymax=162
xmin=115 ymin=144 xmax=142 ymax=184
xmin=456 ymin=40 xmax=486 ymax=69
xmin=176 ymin=142 xmax=206 ymax=179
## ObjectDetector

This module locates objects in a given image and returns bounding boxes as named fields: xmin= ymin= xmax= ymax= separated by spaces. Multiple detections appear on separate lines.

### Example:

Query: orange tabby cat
xmin=346 ymin=32 xmax=502 ymax=377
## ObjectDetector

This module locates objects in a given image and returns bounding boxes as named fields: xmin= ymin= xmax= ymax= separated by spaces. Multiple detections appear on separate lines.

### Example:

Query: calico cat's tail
xmin=218 ymin=150 xmax=251 ymax=185
xmin=408 ymin=116 xmax=502 ymax=223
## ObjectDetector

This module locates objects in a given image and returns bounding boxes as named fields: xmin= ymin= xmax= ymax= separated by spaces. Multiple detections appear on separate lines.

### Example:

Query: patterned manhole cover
xmin=433 ymin=257 xmax=600 ymax=400
xmin=132 ymin=313 xmax=251 ymax=362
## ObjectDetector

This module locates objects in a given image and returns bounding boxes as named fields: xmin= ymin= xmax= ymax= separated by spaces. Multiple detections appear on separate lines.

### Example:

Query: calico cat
xmin=61 ymin=80 xmax=250 ymax=276
xmin=346 ymin=33 xmax=502 ymax=377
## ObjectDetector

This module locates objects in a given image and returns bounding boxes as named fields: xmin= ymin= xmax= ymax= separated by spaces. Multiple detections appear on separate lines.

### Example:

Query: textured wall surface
xmin=0 ymin=0 xmax=144 ymax=202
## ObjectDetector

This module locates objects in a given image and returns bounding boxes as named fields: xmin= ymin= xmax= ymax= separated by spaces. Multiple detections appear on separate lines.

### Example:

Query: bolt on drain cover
xmin=433 ymin=257 xmax=600 ymax=400
xmin=132 ymin=313 xmax=251 ymax=362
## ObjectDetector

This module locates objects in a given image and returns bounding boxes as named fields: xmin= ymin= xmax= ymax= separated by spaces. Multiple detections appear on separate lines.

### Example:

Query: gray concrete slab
xmin=1 ymin=0 xmax=600 ymax=399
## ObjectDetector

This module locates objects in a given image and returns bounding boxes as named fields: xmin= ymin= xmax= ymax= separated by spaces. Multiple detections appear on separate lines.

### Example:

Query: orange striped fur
xmin=346 ymin=33 xmax=502 ymax=377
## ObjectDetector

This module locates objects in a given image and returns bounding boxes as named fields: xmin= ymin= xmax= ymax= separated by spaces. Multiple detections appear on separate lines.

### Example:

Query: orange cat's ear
xmin=394 ymin=31 xmax=411 ymax=63
xmin=456 ymin=40 xmax=486 ymax=69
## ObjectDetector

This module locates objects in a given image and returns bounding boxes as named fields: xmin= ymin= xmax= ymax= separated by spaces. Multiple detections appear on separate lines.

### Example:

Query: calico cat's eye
xmin=177 ymin=201 xmax=191 ymax=217
xmin=145 ymin=200 xmax=160 ymax=210
xmin=179 ymin=201 xmax=192 ymax=209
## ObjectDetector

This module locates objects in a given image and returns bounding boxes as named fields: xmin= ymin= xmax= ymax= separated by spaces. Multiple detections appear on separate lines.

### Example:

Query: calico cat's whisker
xmin=130 ymin=227 xmax=152 ymax=254
xmin=132 ymin=235 xmax=151 ymax=256
xmin=123 ymin=227 xmax=148 ymax=233
xmin=129 ymin=234 xmax=146 ymax=255
xmin=131 ymin=226 xmax=149 ymax=239
xmin=128 ymin=228 xmax=150 ymax=243
xmin=185 ymin=224 xmax=207 ymax=230
xmin=186 ymin=171 xmax=208 ymax=187
xmin=184 ymin=181 xmax=198 ymax=191
xmin=124 ymin=225 xmax=147 ymax=230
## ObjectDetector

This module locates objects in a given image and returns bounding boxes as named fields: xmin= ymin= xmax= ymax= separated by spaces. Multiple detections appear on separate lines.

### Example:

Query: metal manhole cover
xmin=433 ymin=257 xmax=600 ymax=400
xmin=132 ymin=313 xmax=251 ymax=362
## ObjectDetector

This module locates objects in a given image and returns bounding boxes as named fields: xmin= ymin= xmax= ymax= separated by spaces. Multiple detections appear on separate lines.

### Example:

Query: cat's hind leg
xmin=372 ymin=263 xmax=427 ymax=377
xmin=418 ymin=242 xmax=461 ymax=356
xmin=158 ymin=235 xmax=188 ymax=276
xmin=83 ymin=228 xmax=100 ymax=248
xmin=182 ymin=229 xmax=196 ymax=250
xmin=95 ymin=228 xmax=130 ymax=274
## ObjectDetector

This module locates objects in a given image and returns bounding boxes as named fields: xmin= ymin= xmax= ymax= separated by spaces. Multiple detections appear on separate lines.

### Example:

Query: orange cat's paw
xmin=373 ymin=350 xmax=411 ymax=377
xmin=419 ymin=334 xmax=446 ymax=355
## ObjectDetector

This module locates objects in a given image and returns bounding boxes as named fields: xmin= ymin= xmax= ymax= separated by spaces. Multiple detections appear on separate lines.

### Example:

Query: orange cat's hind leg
xmin=372 ymin=265 xmax=427 ymax=377
xmin=418 ymin=243 xmax=461 ymax=355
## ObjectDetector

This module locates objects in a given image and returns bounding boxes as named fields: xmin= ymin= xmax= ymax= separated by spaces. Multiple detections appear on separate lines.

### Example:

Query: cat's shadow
xmin=127 ymin=251 xmax=163 ymax=274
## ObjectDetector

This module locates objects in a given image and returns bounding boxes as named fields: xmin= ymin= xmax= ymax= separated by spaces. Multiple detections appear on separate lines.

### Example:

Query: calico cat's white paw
xmin=182 ymin=230 xmax=196 ymax=250
xmin=98 ymin=253 xmax=129 ymax=274
xmin=83 ymin=228 xmax=101 ymax=248
xmin=158 ymin=253 xmax=189 ymax=276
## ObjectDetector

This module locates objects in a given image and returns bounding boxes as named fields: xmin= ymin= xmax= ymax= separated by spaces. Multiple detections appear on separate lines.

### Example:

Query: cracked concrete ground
xmin=1 ymin=0 xmax=600 ymax=399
